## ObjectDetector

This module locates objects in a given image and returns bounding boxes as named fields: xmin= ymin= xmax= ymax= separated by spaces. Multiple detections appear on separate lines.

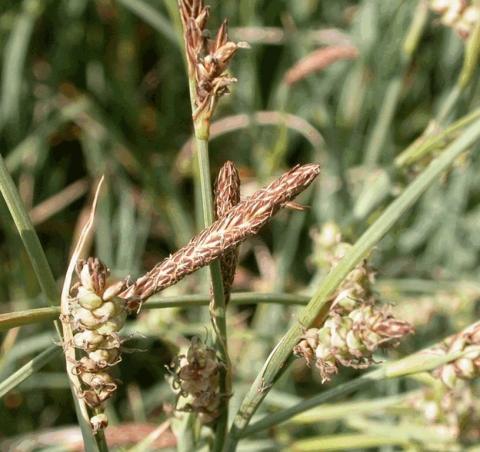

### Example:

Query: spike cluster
xmin=214 ymin=161 xmax=241 ymax=303
xmin=296 ymin=224 xmax=413 ymax=382
xmin=409 ymin=383 xmax=480 ymax=441
xmin=179 ymin=0 xmax=248 ymax=121
xmin=119 ymin=163 xmax=320 ymax=311
xmin=170 ymin=337 xmax=222 ymax=423
xmin=68 ymin=258 xmax=126 ymax=430
xmin=429 ymin=0 xmax=480 ymax=39
xmin=433 ymin=321 xmax=480 ymax=388
xmin=294 ymin=306 xmax=413 ymax=382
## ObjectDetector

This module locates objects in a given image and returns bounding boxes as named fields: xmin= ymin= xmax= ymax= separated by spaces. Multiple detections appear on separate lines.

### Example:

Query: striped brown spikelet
xmin=214 ymin=161 xmax=241 ymax=303
xmin=179 ymin=0 xmax=248 ymax=120
xmin=120 ymin=163 xmax=320 ymax=310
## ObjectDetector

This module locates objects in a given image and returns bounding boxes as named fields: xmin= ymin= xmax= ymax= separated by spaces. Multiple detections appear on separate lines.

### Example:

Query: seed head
xmin=214 ymin=161 xmax=241 ymax=303
xmin=66 ymin=257 xmax=128 ymax=432
xmin=294 ymin=306 xmax=413 ymax=383
xmin=119 ymin=163 xmax=320 ymax=310
xmin=179 ymin=0 xmax=248 ymax=121
xmin=434 ymin=321 xmax=480 ymax=388
xmin=170 ymin=337 xmax=222 ymax=423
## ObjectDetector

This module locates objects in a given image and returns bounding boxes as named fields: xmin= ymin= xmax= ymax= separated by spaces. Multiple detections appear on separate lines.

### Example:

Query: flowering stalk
xmin=310 ymin=223 xmax=376 ymax=315
xmin=178 ymin=1 xmax=247 ymax=443
xmin=409 ymin=383 xmax=480 ymax=442
xmin=297 ymin=224 xmax=413 ymax=382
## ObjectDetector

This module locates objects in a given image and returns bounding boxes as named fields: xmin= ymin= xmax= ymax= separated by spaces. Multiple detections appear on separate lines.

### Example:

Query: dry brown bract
xmin=120 ymin=163 xmax=320 ymax=311
xmin=179 ymin=0 xmax=248 ymax=121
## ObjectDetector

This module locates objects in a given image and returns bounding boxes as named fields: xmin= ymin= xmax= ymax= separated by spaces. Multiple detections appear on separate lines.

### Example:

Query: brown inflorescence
xmin=119 ymin=163 xmax=320 ymax=311
xmin=67 ymin=258 xmax=127 ymax=430
xmin=214 ymin=161 xmax=241 ymax=303
xmin=179 ymin=0 xmax=248 ymax=121
xmin=170 ymin=337 xmax=222 ymax=423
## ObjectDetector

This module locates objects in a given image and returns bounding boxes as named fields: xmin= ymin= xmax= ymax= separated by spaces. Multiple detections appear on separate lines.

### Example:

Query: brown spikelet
xmin=179 ymin=0 xmax=248 ymax=121
xmin=120 ymin=164 xmax=320 ymax=310
xmin=214 ymin=161 xmax=241 ymax=303
xmin=284 ymin=45 xmax=358 ymax=86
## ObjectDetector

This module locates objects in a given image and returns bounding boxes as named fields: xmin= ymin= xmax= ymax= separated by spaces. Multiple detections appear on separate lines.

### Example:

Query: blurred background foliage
xmin=1 ymin=0 xmax=480 ymax=450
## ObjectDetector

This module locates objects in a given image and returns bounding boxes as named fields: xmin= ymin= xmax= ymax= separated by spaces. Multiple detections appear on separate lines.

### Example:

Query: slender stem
xmin=195 ymin=138 xmax=231 ymax=450
xmin=225 ymin=117 xmax=480 ymax=451
xmin=0 ymin=293 xmax=310 ymax=331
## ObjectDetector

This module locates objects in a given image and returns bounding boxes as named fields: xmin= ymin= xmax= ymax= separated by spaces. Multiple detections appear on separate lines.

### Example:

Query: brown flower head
xmin=179 ymin=0 xmax=248 ymax=121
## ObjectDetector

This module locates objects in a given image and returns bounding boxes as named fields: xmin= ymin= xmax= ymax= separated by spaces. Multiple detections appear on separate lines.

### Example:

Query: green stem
xmin=225 ymin=116 xmax=480 ymax=451
xmin=363 ymin=0 xmax=428 ymax=168
xmin=288 ymin=393 xmax=409 ymax=424
xmin=0 ymin=292 xmax=310 ymax=331
xmin=185 ymin=66 xmax=230 ymax=449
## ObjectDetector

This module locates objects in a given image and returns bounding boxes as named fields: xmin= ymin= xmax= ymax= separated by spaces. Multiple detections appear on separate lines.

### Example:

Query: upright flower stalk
xmin=178 ymin=1 xmax=247 ymax=445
